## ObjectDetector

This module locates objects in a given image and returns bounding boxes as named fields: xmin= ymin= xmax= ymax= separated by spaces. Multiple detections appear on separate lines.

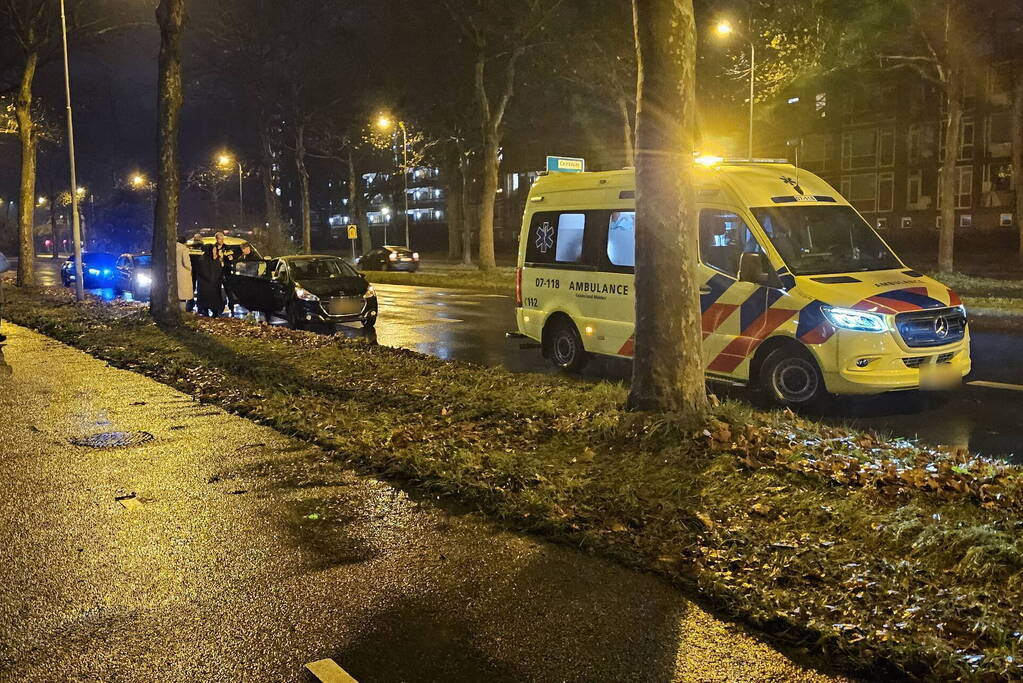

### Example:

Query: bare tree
xmin=629 ymin=0 xmax=706 ymax=417
xmin=1 ymin=0 xmax=60 ymax=286
xmin=446 ymin=0 xmax=562 ymax=270
xmin=150 ymin=0 xmax=184 ymax=326
xmin=185 ymin=163 xmax=228 ymax=226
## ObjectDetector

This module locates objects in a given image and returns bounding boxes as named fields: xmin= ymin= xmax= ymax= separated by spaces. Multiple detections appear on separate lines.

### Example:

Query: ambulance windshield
xmin=752 ymin=205 xmax=901 ymax=276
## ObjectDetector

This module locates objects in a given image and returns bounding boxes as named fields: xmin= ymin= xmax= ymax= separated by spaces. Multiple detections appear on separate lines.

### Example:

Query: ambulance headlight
xmin=822 ymin=306 xmax=887 ymax=333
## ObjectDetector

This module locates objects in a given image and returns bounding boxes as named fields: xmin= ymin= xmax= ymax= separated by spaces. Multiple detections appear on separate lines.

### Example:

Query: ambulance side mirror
xmin=738 ymin=252 xmax=769 ymax=285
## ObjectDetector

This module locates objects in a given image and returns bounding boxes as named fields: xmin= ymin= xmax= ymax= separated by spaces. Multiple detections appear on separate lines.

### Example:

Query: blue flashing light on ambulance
xmin=514 ymin=157 xmax=971 ymax=406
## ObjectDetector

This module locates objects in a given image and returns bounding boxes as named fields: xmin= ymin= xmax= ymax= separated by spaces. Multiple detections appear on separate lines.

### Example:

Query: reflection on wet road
xmin=31 ymin=258 xmax=1023 ymax=463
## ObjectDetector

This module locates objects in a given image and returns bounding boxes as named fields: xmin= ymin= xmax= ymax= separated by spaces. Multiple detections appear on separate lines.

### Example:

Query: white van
xmin=514 ymin=160 xmax=970 ymax=405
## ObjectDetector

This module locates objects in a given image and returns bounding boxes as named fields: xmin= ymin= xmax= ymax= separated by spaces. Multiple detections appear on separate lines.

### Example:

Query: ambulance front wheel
xmin=546 ymin=318 xmax=589 ymax=372
xmin=759 ymin=345 xmax=826 ymax=407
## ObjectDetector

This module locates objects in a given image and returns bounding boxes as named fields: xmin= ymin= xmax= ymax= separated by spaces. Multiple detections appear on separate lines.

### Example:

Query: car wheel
xmin=362 ymin=315 xmax=376 ymax=329
xmin=287 ymin=301 xmax=305 ymax=330
xmin=759 ymin=345 xmax=826 ymax=407
xmin=546 ymin=318 xmax=588 ymax=372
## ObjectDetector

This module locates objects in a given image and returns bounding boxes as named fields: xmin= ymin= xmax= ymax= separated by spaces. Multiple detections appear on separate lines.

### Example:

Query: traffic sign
xmin=546 ymin=156 xmax=586 ymax=173
xmin=347 ymin=224 xmax=358 ymax=240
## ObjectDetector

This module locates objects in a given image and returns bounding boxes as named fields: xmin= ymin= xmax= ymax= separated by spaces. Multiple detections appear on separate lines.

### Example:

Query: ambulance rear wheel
xmin=547 ymin=319 xmax=588 ymax=372
xmin=760 ymin=346 xmax=825 ymax=407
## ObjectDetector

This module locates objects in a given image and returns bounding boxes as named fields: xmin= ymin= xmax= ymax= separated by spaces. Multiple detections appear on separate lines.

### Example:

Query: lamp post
xmin=59 ymin=0 xmax=84 ymax=300
xmin=217 ymin=153 xmax=244 ymax=229
xmin=714 ymin=20 xmax=756 ymax=159
xmin=380 ymin=205 xmax=391 ymax=244
xmin=376 ymin=115 xmax=411 ymax=248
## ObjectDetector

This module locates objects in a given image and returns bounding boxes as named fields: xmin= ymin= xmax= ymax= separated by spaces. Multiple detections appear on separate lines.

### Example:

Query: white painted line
xmin=434 ymin=317 xmax=464 ymax=324
xmin=967 ymin=380 xmax=1023 ymax=392
xmin=305 ymin=659 xmax=358 ymax=683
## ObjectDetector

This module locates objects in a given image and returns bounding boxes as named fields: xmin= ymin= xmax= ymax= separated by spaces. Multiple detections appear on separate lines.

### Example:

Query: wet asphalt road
xmin=0 ymin=324 xmax=849 ymax=682
xmin=31 ymin=257 xmax=1023 ymax=463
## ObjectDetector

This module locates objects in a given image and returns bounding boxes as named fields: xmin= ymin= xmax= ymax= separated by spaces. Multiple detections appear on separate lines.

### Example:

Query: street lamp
xmin=375 ymin=114 xmax=410 ymax=249
xmin=714 ymin=19 xmax=756 ymax=158
xmin=216 ymin=152 xmax=244 ymax=229
xmin=130 ymin=173 xmax=148 ymax=189
xmin=59 ymin=0 xmax=85 ymax=301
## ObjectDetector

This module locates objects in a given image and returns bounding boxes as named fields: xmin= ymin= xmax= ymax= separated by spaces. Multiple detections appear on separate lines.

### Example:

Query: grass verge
xmin=361 ymin=265 xmax=515 ymax=295
xmin=5 ymin=285 xmax=1023 ymax=681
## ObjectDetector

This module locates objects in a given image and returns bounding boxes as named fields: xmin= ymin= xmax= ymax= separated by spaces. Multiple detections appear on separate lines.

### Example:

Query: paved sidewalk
xmin=0 ymin=323 xmax=848 ymax=682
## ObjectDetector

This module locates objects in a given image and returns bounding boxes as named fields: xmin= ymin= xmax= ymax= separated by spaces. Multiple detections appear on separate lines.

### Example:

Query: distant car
xmin=358 ymin=245 xmax=420 ymax=272
xmin=229 ymin=255 xmax=377 ymax=329
xmin=114 ymin=253 xmax=152 ymax=298
xmin=61 ymin=252 xmax=117 ymax=288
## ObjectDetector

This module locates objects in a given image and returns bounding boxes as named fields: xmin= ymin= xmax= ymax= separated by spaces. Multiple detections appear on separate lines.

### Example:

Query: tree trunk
xmin=619 ymin=95 xmax=636 ymax=166
xmin=938 ymin=67 xmax=964 ymax=274
xmin=1013 ymin=71 xmax=1023 ymax=265
xmin=477 ymin=131 xmax=499 ymax=270
xmin=460 ymin=153 xmax=473 ymax=266
xmin=628 ymin=0 xmax=706 ymax=418
xmin=259 ymin=121 xmax=287 ymax=255
xmin=346 ymin=148 xmax=370 ymax=255
xmin=15 ymin=51 xmax=38 ymax=287
xmin=48 ymin=196 xmax=59 ymax=258
xmin=294 ymin=122 xmax=312 ymax=254
xmin=445 ymin=158 xmax=463 ymax=261
xmin=150 ymin=0 xmax=185 ymax=326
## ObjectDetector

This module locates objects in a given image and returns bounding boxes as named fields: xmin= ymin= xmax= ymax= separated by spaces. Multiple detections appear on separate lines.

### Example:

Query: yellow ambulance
xmin=514 ymin=159 xmax=971 ymax=406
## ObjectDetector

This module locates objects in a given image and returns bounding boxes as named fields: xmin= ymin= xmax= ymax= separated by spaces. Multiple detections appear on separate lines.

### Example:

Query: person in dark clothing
xmin=238 ymin=243 xmax=260 ymax=262
xmin=195 ymin=238 xmax=227 ymax=317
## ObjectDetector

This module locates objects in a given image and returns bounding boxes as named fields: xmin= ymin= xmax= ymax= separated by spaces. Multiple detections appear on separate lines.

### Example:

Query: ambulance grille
xmin=902 ymin=357 xmax=926 ymax=369
xmin=895 ymin=307 xmax=966 ymax=348
xmin=936 ymin=352 xmax=956 ymax=365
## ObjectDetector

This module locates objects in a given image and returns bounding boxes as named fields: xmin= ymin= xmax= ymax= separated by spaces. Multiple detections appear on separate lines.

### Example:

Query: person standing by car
xmin=0 ymin=249 xmax=10 ymax=343
xmin=238 ymin=242 xmax=260 ymax=263
xmin=195 ymin=238 xmax=226 ymax=317
xmin=175 ymin=236 xmax=193 ymax=313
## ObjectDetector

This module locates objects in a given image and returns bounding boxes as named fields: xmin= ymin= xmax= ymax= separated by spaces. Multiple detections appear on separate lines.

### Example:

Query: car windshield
xmin=134 ymin=255 xmax=152 ymax=267
xmin=289 ymin=258 xmax=357 ymax=279
xmin=751 ymin=205 xmax=902 ymax=276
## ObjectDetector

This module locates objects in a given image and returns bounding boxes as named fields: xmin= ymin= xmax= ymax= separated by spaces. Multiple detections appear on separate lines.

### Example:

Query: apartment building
xmin=785 ymin=61 xmax=1018 ymax=238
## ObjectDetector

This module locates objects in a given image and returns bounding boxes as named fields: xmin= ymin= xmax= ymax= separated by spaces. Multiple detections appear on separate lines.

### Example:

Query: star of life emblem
xmin=535 ymin=221 xmax=554 ymax=254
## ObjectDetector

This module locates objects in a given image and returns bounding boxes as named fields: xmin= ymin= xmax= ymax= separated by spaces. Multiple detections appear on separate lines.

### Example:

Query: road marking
xmin=434 ymin=317 xmax=464 ymax=324
xmin=305 ymin=659 xmax=358 ymax=682
xmin=117 ymin=496 xmax=143 ymax=511
xmin=967 ymin=380 xmax=1023 ymax=392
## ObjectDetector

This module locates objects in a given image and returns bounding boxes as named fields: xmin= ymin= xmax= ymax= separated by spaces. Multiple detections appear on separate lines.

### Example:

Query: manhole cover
xmin=70 ymin=431 xmax=155 ymax=449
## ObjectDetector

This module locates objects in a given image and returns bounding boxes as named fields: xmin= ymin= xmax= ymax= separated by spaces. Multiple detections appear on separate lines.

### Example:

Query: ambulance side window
xmin=606 ymin=211 xmax=635 ymax=268
xmin=525 ymin=211 xmax=595 ymax=266
xmin=699 ymin=210 xmax=759 ymax=278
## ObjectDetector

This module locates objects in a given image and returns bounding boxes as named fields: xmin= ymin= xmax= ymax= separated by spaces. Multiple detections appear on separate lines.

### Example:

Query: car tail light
xmin=515 ymin=267 xmax=522 ymax=307
xmin=388 ymin=252 xmax=398 ymax=262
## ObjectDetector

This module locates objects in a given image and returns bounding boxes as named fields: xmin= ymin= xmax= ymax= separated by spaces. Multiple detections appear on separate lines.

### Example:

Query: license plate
xmin=327 ymin=297 xmax=363 ymax=316
xmin=920 ymin=362 xmax=961 ymax=390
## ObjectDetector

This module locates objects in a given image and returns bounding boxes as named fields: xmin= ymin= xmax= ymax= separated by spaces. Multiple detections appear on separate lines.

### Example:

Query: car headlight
xmin=295 ymin=286 xmax=319 ymax=301
xmin=822 ymin=306 xmax=887 ymax=333
xmin=364 ymin=285 xmax=376 ymax=299
xmin=136 ymin=274 xmax=152 ymax=287
xmin=88 ymin=268 xmax=100 ymax=275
